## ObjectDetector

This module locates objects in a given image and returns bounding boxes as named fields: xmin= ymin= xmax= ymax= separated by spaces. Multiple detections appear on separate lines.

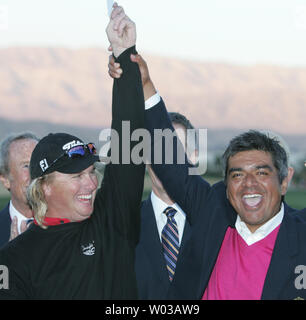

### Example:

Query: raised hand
xmin=108 ymin=53 xmax=156 ymax=100
xmin=106 ymin=3 xmax=136 ymax=58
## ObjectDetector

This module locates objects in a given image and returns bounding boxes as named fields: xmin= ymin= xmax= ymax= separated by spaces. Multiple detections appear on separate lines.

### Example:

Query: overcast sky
xmin=0 ymin=0 xmax=306 ymax=66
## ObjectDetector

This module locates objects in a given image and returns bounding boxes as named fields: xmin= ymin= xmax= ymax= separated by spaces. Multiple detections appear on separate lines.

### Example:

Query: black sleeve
xmin=145 ymin=98 xmax=211 ymax=225
xmin=93 ymin=46 xmax=145 ymax=244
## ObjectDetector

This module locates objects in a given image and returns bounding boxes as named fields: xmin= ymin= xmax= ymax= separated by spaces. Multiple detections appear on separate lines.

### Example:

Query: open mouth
xmin=77 ymin=194 xmax=92 ymax=203
xmin=242 ymin=194 xmax=263 ymax=208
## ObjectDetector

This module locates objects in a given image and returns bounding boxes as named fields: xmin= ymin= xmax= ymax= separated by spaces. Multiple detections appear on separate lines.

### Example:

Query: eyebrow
xmin=256 ymin=165 xmax=273 ymax=171
xmin=228 ymin=164 xmax=273 ymax=175
xmin=228 ymin=167 xmax=242 ymax=175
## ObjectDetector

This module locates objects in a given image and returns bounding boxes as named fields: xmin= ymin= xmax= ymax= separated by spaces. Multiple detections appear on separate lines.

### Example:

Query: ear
xmin=280 ymin=166 xmax=295 ymax=195
xmin=287 ymin=166 xmax=295 ymax=184
xmin=41 ymin=181 xmax=52 ymax=198
xmin=0 ymin=174 xmax=10 ymax=191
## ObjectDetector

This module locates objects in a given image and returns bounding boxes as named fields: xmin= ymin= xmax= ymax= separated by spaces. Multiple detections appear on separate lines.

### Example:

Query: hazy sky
xmin=0 ymin=0 xmax=306 ymax=66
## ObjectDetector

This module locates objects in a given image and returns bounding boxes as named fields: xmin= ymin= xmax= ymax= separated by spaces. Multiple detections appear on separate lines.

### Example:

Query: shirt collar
xmin=150 ymin=191 xmax=186 ymax=244
xmin=34 ymin=217 xmax=71 ymax=227
xmin=150 ymin=190 xmax=185 ymax=221
xmin=235 ymin=202 xmax=284 ymax=246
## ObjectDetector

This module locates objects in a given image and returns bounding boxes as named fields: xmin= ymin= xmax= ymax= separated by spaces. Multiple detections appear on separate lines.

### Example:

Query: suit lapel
xmin=180 ymin=215 xmax=191 ymax=249
xmin=140 ymin=198 xmax=170 ymax=285
xmin=261 ymin=211 xmax=299 ymax=300
xmin=0 ymin=203 xmax=11 ymax=247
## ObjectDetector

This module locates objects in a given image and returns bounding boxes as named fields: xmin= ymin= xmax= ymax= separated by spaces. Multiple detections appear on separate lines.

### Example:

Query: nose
xmin=242 ymin=173 xmax=258 ymax=188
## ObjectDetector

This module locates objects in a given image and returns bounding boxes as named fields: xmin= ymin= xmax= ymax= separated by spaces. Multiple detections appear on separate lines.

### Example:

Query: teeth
xmin=242 ymin=194 xmax=262 ymax=207
xmin=78 ymin=195 xmax=92 ymax=200
xmin=243 ymin=194 xmax=262 ymax=199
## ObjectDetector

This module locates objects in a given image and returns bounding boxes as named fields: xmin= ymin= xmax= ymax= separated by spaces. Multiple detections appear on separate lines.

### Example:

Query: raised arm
xmin=108 ymin=52 xmax=156 ymax=101
xmin=108 ymin=54 xmax=211 ymax=224
xmin=95 ymin=4 xmax=145 ymax=244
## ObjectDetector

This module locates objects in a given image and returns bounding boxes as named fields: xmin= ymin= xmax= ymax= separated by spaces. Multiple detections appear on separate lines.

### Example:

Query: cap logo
xmin=40 ymin=159 xmax=49 ymax=172
xmin=62 ymin=140 xmax=84 ymax=151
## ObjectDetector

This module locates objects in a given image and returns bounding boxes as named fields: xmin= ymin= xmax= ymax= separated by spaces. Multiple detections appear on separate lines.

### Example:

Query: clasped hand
xmin=106 ymin=2 xmax=136 ymax=58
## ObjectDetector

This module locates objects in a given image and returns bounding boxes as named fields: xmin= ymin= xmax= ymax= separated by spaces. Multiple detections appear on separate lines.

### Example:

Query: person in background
xmin=0 ymin=132 xmax=38 ymax=247
xmin=136 ymin=112 xmax=198 ymax=299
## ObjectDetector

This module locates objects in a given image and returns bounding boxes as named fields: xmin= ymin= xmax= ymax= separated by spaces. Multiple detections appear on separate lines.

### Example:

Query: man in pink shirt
xmin=109 ymin=52 xmax=306 ymax=300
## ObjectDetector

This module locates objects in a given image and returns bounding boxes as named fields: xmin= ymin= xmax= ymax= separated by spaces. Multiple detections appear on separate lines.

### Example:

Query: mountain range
xmin=0 ymin=47 xmax=306 ymax=158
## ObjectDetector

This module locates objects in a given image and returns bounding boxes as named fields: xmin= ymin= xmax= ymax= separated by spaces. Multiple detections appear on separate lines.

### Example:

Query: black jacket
xmin=145 ymin=99 xmax=306 ymax=300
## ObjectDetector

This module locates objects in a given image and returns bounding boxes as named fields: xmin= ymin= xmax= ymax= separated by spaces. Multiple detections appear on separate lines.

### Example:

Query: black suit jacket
xmin=135 ymin=195 xmax=191 ymax=299
xmin=145 ymin=99 xmax=306 ymax=300
xmin=0 ymin=203 xmax=11 ymax=249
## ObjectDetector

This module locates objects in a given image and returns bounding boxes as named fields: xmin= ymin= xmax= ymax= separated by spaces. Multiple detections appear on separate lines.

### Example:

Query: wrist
xmin=143 ymin=79 xmax=157 ymax=101
xmin=112 ymin=47 xmax=126 ymax=58
xmin=112 ymin=44 xmax=136 ymax=59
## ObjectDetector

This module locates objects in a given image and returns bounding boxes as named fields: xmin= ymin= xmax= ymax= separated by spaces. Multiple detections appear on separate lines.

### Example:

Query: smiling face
xmin=0 ymin=139 xmax=37 ymax=216
xmin=43 ymin=165 xmax=98 ymax=222
xmin=226 ymin=150 xmax=290 ymax=232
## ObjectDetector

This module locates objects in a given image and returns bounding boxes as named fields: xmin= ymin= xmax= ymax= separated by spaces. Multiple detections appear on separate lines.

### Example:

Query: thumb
xmin=130 ymin=53 xmax=140 ymax=63
xmin=130 ymin=54 xmax=146 ymax=68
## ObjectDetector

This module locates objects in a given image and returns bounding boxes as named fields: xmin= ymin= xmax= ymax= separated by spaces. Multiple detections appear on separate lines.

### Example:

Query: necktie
xmin=161 ymin=207 xmax=180 ymax=282
xmin=26 ymin=218 xmax=34 ymax=227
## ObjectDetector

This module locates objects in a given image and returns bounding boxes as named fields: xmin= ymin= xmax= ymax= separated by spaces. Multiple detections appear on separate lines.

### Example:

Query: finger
xmin=9 ymin=217 xmax=18 ymax=241
xmin=108 ymin=64 xmax=122 ymax=77
xmin=111 ymin=5 xmax=124 ymax=20
xmin=108 ymin=62 xmax=122 ymax=74
xmin=108 ymin=58 xmax=121 ymax=70
xmin=108 ymin=70 xmax=121 ymax=79
xmin=130 ymin=53 xmax=139 ymax=63
xmin=113 ymin=11 xmax=126 ymax=31
xmin=108 ymin=55 xmax=122 ymax=71
xmin=108 ymin=54 xmax=116 ymax=65
xmin=130 ymin=54 xmax=146 ymax=67
xmin=109 ymin=59 xmax=122 ymax=72
xmin=20 ymin=220 xmax=27 ymax=233
xmin=117 ymin=16 xmax=133 ymax=37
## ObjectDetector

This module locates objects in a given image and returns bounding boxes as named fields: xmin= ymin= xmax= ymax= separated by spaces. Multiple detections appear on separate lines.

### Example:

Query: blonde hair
xmin=27 ymin=174 xmax=53 ymax=229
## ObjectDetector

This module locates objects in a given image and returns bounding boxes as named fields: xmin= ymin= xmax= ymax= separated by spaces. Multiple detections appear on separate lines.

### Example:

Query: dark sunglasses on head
xmin=65 ymin=143 xmax=97 ymax=158
xmin=48 ymin=143 xmax=97 ymax=170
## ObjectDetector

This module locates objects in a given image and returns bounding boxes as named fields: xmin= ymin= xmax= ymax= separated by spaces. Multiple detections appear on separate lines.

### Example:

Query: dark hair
xmin=168 ymin=112 xmax=199 ymax=152
xmin=222 ymin=130 xmax=289 ymax=184
xmin=169 ymin=112 xmax=194 ymax=131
